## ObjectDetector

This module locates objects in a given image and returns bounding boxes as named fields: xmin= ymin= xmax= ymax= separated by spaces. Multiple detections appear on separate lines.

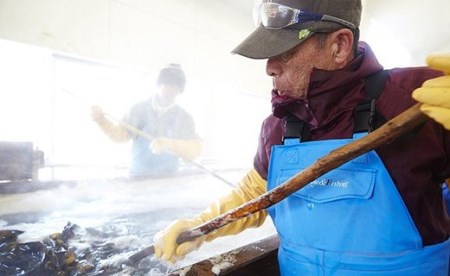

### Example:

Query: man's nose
xmin=266 ymin=57 xmax=282 ymax=77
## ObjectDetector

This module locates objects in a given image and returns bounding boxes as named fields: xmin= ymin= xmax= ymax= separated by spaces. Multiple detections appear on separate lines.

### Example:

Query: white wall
xmin=0 ymin=0 xmax=269 ymax=93
xmin=361 ymin=0 xmax=450 ymax=68
xmin=1 ymin=0 xmax=448 ymax=91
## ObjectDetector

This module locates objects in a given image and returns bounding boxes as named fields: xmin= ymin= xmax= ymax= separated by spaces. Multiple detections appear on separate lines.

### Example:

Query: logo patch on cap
xmin=298 ymin=29 xmax=311 ymax=40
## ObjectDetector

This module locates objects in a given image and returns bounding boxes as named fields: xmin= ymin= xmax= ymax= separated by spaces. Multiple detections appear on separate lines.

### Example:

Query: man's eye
xmin=280 ymin=50 xmax=295 ymax=62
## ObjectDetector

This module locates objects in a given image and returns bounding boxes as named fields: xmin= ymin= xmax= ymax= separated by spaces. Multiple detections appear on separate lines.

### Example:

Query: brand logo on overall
xmin=310 ymin=178 xmax=349 ymax=188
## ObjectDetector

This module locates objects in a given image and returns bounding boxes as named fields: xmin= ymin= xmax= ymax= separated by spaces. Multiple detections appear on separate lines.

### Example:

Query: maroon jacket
xmin=254 ymin=42 xmax=450 ymax=246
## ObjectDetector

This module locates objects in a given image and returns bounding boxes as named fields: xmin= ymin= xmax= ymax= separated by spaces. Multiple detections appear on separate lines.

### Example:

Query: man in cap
xmin=92 ymin=64 xmax=203 ymax=179
xmin=154 ymin=0 xmax=450 ymax=274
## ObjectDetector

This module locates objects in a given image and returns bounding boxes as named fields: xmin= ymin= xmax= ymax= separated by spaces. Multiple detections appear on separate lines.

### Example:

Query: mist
xmin=0 ymin=0 xmax=449 ymax=274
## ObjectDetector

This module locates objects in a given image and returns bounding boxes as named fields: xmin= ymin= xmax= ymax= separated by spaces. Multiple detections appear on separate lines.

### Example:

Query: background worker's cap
xmin=232 ymin=0 xmax=362 ymax=59
xmin=157 ymin=63 xmax=186 ymax=92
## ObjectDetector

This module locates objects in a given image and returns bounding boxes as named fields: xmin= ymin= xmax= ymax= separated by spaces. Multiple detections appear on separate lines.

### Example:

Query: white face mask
xmin=151 ymin=84 xmax=182 ymax=114
xmin=151 ymin=96 xmax=173 ymax=114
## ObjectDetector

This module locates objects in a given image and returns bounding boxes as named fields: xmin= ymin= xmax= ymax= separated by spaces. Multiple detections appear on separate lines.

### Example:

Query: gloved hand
xmin=91 ymin=105 xmax=106 ymax=122
xmin=149 ymin=137 xmax=172 ymax=155
xmin=91 ymin=105 xmax=130 ymax=142
xmin=150 ymin=137 xmax=203 ymax=159
xmin=153 ymin=169 xmax=267 ymax=263
xmin=153 ymin=217 xmax=206 ymax=263
xmin=412 ymin=52 xmax=450 ymax=129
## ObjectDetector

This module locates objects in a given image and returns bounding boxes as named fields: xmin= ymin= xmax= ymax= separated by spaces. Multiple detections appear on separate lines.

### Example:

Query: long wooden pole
xmin=128 ymin=103 xmax=428 ymax=264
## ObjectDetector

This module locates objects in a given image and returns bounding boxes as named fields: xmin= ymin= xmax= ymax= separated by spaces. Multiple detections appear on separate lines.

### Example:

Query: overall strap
xmin=283 ymin=69 xmax=390 ymax=143
xmin=283 ymin=113 xmax=311 ymax=143
xmin=353 ymin=69 xmax=389 ymax=133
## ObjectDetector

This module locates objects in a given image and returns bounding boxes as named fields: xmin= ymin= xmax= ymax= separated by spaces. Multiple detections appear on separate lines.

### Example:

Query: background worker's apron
xmin=267 ymin=134 xmax=450 ymax=275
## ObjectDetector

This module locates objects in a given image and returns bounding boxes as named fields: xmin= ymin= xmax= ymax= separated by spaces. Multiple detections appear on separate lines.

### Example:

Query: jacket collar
xmin=271 ymin=42 xmax=383 ymax=129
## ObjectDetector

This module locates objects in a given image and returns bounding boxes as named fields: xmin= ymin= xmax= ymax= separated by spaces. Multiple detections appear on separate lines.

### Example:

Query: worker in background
xmin=153 ymin=1 xmax=450 ymax=275
xmin=91 ymin=64 xmax=203 ymax=179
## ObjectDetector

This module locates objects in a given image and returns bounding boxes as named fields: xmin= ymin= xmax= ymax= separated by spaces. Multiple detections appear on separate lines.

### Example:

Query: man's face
xmin=266 ymin=35 xmax=336 ymax=100
xmin=154 ymin=84 xmax=182 ymax=108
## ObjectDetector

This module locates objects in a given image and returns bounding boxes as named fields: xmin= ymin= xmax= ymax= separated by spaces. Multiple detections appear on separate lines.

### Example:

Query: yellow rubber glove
xmin=150 ymin=137 xmax=203 ymax=160
xmin=153 ymin=168 xmax=267 ymax=263
xmin=153 ymin=217 xmax=206 ymax=263
xmin=412 ymin=52 xmax=450 ymax=130
xmin=91 ymin=105 xmax=130 ymax=142
xmin=91 ymin=105 xmax=105 ymax=122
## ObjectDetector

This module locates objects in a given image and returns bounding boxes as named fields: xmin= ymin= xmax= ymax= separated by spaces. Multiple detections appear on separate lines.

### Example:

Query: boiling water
xmin=0 ymin=171 xmax=276 ymax=275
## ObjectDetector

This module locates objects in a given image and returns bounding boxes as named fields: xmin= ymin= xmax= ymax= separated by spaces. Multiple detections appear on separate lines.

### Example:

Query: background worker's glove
xmin=412 ymin=53 xmax=450 ymax=129
xmin=149 ymin=137 xmax=203 ymax=160
xmin=153 ymin=169 xmax=267 ymax=263
xmin=91 ymin=105 xmax=106 ymax=122
xmin=91 ymin=105 xmax=130 ymax=142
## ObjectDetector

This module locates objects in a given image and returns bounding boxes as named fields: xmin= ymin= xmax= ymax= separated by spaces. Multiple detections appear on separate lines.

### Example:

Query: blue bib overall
xmin=129 ymin=125 xmax=178 ymax=177
xmin=267 ymin=134 xmax=450 ymax=275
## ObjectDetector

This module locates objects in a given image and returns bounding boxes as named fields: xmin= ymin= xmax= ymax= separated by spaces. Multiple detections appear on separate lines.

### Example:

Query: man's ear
xmin=329 ymin=29 xmax=354 ymax=67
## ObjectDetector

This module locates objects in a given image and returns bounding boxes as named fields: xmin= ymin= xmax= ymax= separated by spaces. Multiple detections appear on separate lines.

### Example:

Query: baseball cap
xmin=156 ymin=63 xmax=186 ymax=92
xmin=232 ymin=0 xmax=362 ymax=59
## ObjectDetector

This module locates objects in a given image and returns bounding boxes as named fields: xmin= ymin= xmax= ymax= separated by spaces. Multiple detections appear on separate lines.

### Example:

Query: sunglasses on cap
xmin=253 ymin=1 xmax=356 ymax=30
